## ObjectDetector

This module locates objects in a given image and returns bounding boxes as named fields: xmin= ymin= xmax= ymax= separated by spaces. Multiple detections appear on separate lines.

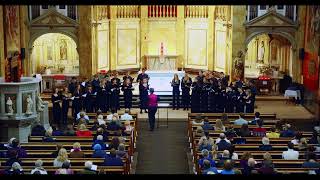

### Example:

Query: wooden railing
xmin=185 ymin=6 xmax=208 ymax=18
xmin=116 ymin=5 xmax=140 ymax=18
xmin=97 ymin=5 xmax=109 ymax=20
xmin=148 ymin=5 xmax=177 ymax=18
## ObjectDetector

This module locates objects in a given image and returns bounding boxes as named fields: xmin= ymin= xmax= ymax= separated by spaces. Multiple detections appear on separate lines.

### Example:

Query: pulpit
xmin=144 ymin=55 xmax=178 ymax=71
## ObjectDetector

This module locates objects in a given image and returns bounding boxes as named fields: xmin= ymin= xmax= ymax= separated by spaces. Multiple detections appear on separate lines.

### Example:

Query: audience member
xmin=79 ymin=161 xmax=97 ymax=174
xmin=97 ymin=114 xmax=106 ymax=126
xmin=76 ymin=124 xmax=92 ymax=137
xmin=70 ymin=142 xmax=85 ymax=158
xmin=280 ymin=123 xmax=295 ymax=137
xmin=249 ymin=112 xmax=261 ymax=125
xmin=202 ymin=117 xmax=214 ymax=131
xmin=55 ymin=161 xmax=74 ymax=175
xmin=92 ymin=135 xmax=107 ymax=150
xmin=5 ymin=149 xmax=21 ymax=167
xmin=51 ymin=144 xmax=63 ymax=158
xmin=116 ymin=143 xmax=128 ymax=159
xmin=53 ymin=148 xmax=70 ymax=167
xmin=43 ymin=128 xmax=56 ymax=142
xmin=259 ymin=137 xmax=272 ymax=151
xmin=216 ymin=133 xmax=231 ymax=151
xmin=282 ymin=142 xmax=299 ymax=160
xmin=214 ymin=119 xmax=226 ymax=131
xmin=6 ymin=138 xmax=27 ymax=158
xmin=64 ymin=124 xmax=76 ymax=136
xmin=123 ymin=120 xmax=134 ymax=135
xmin=76 ymin=111 xmax=90 ymax=123
xmin=221 ymin=113 xmax=230 ymax=125
xmin=266 ymin=126 xmax=280 ymax=139
xmin=52 ymin=126 xmax=64 ymax=136
xmin=31 ymin=122 xmax=46 ymax=136
xmin=252 ymin=119 xmax=266 ymax=137
xmin=31 ymin=159 xmax=47 ymax=174
xmin=109 ymin=137 xmax=120 ymax=150
xmin=220 ymin=160 xmax=235 ymax=174
xmin=298 ymin=138 xmax=308 ymax=151
xmin=291 ymin=132 xmax=303 ymax=145
xmin=198 ymin=149 xmax=216 ymax=169
xmin=234 ymin=113 xmax=248 ymax=126
xmin=192 ymin=115 xmax=204 ymax=126
xmin=121 ymin=109 xmax=133 ymax=121
xmin=242 ymin=158 xmax=256 ymax=175
xmin=92 ymin=144 xmax=106 ymax=158
xmin=237 ymin=124 xmax=251 ymax=137
xmin=6 ymin=162 xmax=24 ymax=175
xmin=202 ymin=160 xmax=218 ymax=174
xmin=302 ymin=152 xmax=320 ymax=168
xmin=240 ymin=152 xmax=253 ymax=169
xmin=103 ymin=148 xmax=124 ymax=166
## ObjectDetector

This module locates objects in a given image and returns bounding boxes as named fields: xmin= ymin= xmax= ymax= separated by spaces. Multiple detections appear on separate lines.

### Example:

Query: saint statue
xmin=233 ymin=50 xmax=245 ymax=80
xmin=25 ymin=95 xmax=33 ymax=115
xmin=6 ymin=97 xmax=14 ymax=115
xmin=258 ymin=41 xmax=265 ymax=63
xmin=37 ymin=94 xmax=45 ymax=112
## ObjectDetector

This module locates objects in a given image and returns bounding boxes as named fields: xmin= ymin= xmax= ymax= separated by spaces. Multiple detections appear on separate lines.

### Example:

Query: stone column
xmin=0 ymin=6 xmax=4 ymax=77
xmin=78 ymin=5 xmax=93 ymax=78
xmin=109 ymin=6 xmax=117 ymax=71
xmin=176 ymin=6 xmax=185 ymax=70
xmin=19 ymin=5 xmax=31 ymax=76
xmin=140 ymin=5 xmax=149 ymax=70
xmin=207 ymin=6 xmax=215 ymax=71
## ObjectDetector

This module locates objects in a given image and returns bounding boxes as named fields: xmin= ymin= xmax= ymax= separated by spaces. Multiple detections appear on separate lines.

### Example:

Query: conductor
xmin=148 ymin=88 xmax=158 ymax=131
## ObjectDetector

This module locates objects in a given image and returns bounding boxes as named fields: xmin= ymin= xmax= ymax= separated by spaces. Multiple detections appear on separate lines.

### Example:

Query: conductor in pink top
xmin=148 ymin=88 xmax=158 ymax=131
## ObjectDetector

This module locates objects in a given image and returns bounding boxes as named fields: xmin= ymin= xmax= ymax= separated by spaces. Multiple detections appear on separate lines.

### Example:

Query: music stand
xmin=157 ymin=103 xmax=170 ymax=128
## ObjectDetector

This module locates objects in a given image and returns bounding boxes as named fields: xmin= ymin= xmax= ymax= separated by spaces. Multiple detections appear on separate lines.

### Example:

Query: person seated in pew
xmin=42 ymin=128 xmax=56 ymax=142
xmin=225 ymin=125 xmax=237 ymax=140
xmin=220 ymin=160 xmax=235 ymax=175
xmin=31 ymin=122 xmax=46 ymax=136
xmin=97 ymin=114 xmax=106 ymax=126
xmin=78 ymin=161 xmax=97 ymax=175
xmin=5 ymin=162 xmax=24 ymax=175
xmin=76 ymin=124 xmax=92 ymax=137
xmin=70 ymin=142 xmax=85 ymax=158
xmin=53 ymin=148 xmax=70 ymax=168
xmin=302 ymin=152 xmax=320 ymax=169
xmin=76 ymin=111 xmax=90 ymax=124
xmin=198 ymin=138 xmax=213 ymax=151
xmin=237 ymin=124 xmax=251 ymax=137
xmin=51 ymin=144 xmax=63 ymax=158
xmin=116 ymin=143 xmax=128 ymax=159
xmin=90 ymin=119 xmax=100 ymax=131
xmin=52 ymin=126 xmax=64 ymax=136
xmin=106 ymin=111 xmax=119 ymax=121
xmin=280 ymin=123 xmax=295 ymax=137
xmin=107 ymin=116 xmax=124 ymax=131
xmin=120 ymin=109 xmax=133 ymax=121
xmin=259 ymin=137 xmax=272 ymax=151
xmin=123 ymin=120 xmax=134 ymax=136
xmin=93 ymin=127 xmax=108 ymax=142
xmin=92 ymin=135 xmax=107 ymax=150
xmin=258 ymin=152 xmax=276 ymax=175
xmin=249 ymin=112 xmax=261 ymax=125
xmin=108 ymin=137 xmax=120 ymax=150
xmin=234 ymin=113 xmax=248 ymax=126
xmin=240 ymin=152 xmax=253 ymax=169
xmin=298 ymin=138 xmax=308 ymax=151
xmin=192 ymin=115 xmax=204 ymax=126
xmin=266 ymin=126 xmax=280 ymax=139
xmin=92 ymin=144 xmax=106 ymax=158
xmin=229 ymin=145 xmax=238 ymax=160
xmin=195 ymin=127 xmax=205 ymax=137
xmin=103 ymin=148 xmax=124 ymax=166
xmin=309 ymin=131 xmax=320 ymax=144
xmin=242 ymin=158 xmax=257 ymax=175
xmin=217 ymin=150 xmax=231 ymax=167
xmin=216 ymin=133 xmax=231 ymax=151
xmin=198 ymin=149 xmax=216 ymax=169
xmin=5 ymin=149 xmax=22 ymax=167
xmin=76 ymin=118 xmax=88 ymax=131
xmin=202 ymin=159 xmax=219 ymax=174
xmin=55 ymin=161 xmax=74 ymax=175
xmin=221 ymin=113 xmax=230 ymax=126
xmin=6 ymin=138 xmax=27 ymax=159
xmin=201 ymin=117 xmax=214 ymax=131
xmin=214 ymin=119 xmax=226 ymax=132
xmin=291 ymin=132 xmax=303 ymax=145
xmin=31 ymin=159 xmax=47 ymax=175
xmin=63 ymin=124 xmax=76 ymax=136
xmin=252 ymin=119 xmax=267 ymax=137
xmin=282 ymin=142 xmax=299 ymax=160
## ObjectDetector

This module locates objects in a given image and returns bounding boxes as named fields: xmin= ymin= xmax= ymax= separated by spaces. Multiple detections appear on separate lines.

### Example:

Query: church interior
xmin=0 ymin=5 xmax=319 ymax=175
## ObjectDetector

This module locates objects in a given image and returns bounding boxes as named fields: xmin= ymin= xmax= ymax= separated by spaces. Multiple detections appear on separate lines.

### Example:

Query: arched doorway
xmin=245 ymin=33 xmax=294 ymax=78
xmin=30 ymin=33 xmax=79 ymax=75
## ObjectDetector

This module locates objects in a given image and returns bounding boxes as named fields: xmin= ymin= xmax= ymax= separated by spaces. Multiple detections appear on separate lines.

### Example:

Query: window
xmin=59 ymin=5 xmax=66 ymax=9
xmin=42 ymin=5 xmax=48 ymax=9
xmin=259 ymin=5 xmax=267 ymax=10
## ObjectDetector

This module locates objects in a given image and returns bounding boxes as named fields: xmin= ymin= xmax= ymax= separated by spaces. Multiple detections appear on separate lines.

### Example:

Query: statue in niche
xmin=37 ymin=94 xmax=45 ymax=112
xmin=6 ymin=97 xmax=14 ymax=115
xmin=233 ymin=50 xmax=245 ymax=80
xmin=60 ymin=39 xmax=67 ymax=60
xmin=25 ymin=95 xmax=33 ymax=115
xmin=257 ymin=41 xmax=265 ymax=63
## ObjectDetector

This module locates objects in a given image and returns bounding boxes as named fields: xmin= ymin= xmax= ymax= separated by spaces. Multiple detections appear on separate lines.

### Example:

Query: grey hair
xmin=262 ymin=137 xmax=270 ymax=145
xmin=201 ymin=149 xmax=209 ymax=157
xmin=35 ymin=159 xmax=43 ymax=167
xmin=118 ymin=143 xmax=125 ymax=151
xmin=12 ymin=162 xmax=22 ymax=170
xmin=97 ymin=135 xmax=103 ymax=141
xmin=84 ymin=161 xmax=92 ymax=169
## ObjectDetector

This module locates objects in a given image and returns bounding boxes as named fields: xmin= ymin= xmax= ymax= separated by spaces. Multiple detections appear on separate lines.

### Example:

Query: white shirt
xmin=291 ymin=139 xmax=299 ymax=145
xmin=121 ymin=113 xmax=133 ymax=121
xmin=231 ymin=153 xmax=239 ymax=160
xmin=76 ymin=113 xmax=89 ymax=121
xmin=192 ymin=120 xmax=204 ymax=126
xmin=282 ymin=149 xmax=299 ymax=160
xmin=215 ymin=138 xmax=231 ymax=144
xmin=31 ymin=167 xmax=47 ymax=174
xmin=97 ymin=119 xmax=106 ymax=125
xmin=106 ymin=114 xmax=113 ymax=121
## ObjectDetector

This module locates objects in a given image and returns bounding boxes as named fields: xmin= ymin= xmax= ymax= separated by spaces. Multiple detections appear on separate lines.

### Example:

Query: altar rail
xmin=185 ymin=6 xmax=208 ymax=18
xmin=148 ymin=5 xmax=177 ymax=18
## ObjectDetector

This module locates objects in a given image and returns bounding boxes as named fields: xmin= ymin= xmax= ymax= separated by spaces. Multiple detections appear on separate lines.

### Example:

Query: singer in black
xmin=110 ymin=78 xmax=120 ymax=112
xmin=244 ymin=89 xmax=254 ymax=113
xmin=72 ymin=84 xmax=82 ymax=122
xmin=139 ymin=78 xmax=149 ymax=114
xmin=181 ymin=73 xmax=192 ymax=110
xmin=111 ymin=71 xmax=121 ymax=86
xmin=123 ymin=71 xmax=134 ymax=83
xmin=236 ymin=88 xmax=246 ymax=113
xmin=121 ymin=78 xmax=134 ymax=110
xmin=84 ymin=86 xmax=96 ymax=113
xmin=171 ymin=74 xmax=180 ymax=110
xmin=191 ymin=79 xmax=201 ymax=113
xmin=137 ymin=68 xmax=149 ymax=84
xmin=61 ymin=86 xmax=72 ymax=126
xmin=52 ymin=88 xmax=62 ymax=126
xmin=97 ymin=79 xmax=109 ymax=113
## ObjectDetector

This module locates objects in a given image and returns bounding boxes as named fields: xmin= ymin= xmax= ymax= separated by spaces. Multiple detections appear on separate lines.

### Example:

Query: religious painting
xmin=4 ymin=5 xmax=21 ymax=56
xmin=187 ymin=29 xmax=207 ymax=66
xmin=117 ymin=29 xmax=137 ymax=66
xmin=59 ymin=39 xmax=67 ymax=60
xmin=5 ymin=94 xmax=17 ymax=114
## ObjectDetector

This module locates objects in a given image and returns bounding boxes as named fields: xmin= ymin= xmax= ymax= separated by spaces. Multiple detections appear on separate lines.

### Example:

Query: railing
xmin=67 ymin=5 xmax=77 ymax=20
xmin=148 ymin=5 xmax=177 ymax=18
xmin=185 ymin=6 xmax=208 ymax=18
xmin=116 ymin=5 xmax=140 ymax=18
xmin=247 ymin=5 xmax=297 ymax=22
xmin=285 ymin=5 xmax=295 ymax=21
xmin=97 ymin=5 xmax=109 ymax=20
xmin=248 ymin=5 xmax=258 ymax=21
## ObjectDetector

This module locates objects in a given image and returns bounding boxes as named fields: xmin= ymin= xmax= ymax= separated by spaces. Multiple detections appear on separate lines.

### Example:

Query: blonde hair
xmin=57 ymin=148 xmax=68 ymax=162
xmin=78 ymin=124 xmax=88 ymax=131
xmin=263 ymin=152 xmax=272 ymax=161
xmin=215 ymin=119 xmax=224 ymax=131
xmin=73 ymin=142 xmax=81 ymax=149
xmin=262 ymin=137 xmax=270 ymax=145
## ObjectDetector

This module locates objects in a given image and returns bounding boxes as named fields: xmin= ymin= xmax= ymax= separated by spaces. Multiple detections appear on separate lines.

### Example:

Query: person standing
xmin=97 ymin=79 xmax=109 ymax=113
xmin=110 ymin=78 xmax=120 ymax=113
xmin=83 ymin=86 xmax=96 ymax=113
xmin=139 ymin=78 xmax=149 ymax=114
xmin=61 ymin=87 xmax=72 ymax=126
xmin=72 ymin=84 xmax=82 ymax=122
xmin=148 ymin=88 xmax=158 ymax=131
xmin=171 ymin=74 xmax=180 ymax=110
xmin=136 ymin=68 xmax=149 ymax=84
xmin=191 ymin=79 xmax=201 ymax=113
xmin=52 ymin=88 xmax=62 ymax=127
xmin=244 ymin=89 xmax=254 ymax=113
xmin=121 ymin=78 xmax=134 ymax=110
xmin=181 ymin=73 xmax=192 ymax=110
xmin=123 ymin=71 xmax=134 ymax=83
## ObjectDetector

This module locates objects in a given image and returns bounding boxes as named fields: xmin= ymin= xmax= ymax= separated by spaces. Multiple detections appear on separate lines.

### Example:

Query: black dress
xmin=139 ymin=83 xmax=149 ymax=112
xmin=110 ymin=84 xmax=120 ymax=111
xmin=181 ymin=77 xmax=192 ymax=110
xmin=216 ymin=89 xmax=227 ymax=113
xmin=225 ymin=91 xmax=235 ymax=113
xmin=191 ymin=82 xmax=201 ymax=113
xmin=52 ymin=94 xmax=61 ymax=125
xmin=171 ymin=79 xmax=180 ymax=109
xmin=236 ymin=92 xmax=246 ymax=113
xmin=72 ymin=90 xmax=82 ymax=122
xmin=245 ymin=95 xmax=254 ymax=113
xmin=61 ymin=93 xmax=71 ymax=125
xmin=84 ymin=90 xmax=96 ymax=113
xmin=97 ymin=84 xmax=109 ymax=112
xmin=121 ymin=83 xmax=133 ymax=109
xmin=200 ymin=83 xmax=210 ymax=113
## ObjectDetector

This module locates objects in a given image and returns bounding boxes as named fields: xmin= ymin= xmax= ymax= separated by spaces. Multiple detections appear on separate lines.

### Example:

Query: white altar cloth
xmin=143 ymin=71 xmax=185 ymax=93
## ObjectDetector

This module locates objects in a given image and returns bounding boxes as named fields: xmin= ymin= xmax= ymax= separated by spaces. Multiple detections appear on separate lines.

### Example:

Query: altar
xmin=144 ymin=55 xmax=179 ymax=71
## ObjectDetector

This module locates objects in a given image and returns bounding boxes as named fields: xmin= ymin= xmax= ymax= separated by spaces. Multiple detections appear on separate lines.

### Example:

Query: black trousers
xmin=182 ymin=90 xmax=190 ymax=108
xmin=172 ymin=90 xmax=180 ymax=108
xmin=148 ymin=107 xmax=157 ymax=130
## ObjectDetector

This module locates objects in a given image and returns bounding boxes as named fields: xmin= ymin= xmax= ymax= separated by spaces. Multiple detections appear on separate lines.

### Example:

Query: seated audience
xmin=199 ymin=131 xmax=215 ymax=147
xmin=97 ymin=114 xmax=106 ymax=126
xmin=55 ymin=161 xmax=74 ymax=175
xmin=192 ymin=115 xmax=204 ymax=126
xmin=121 ymin=109 xmax=133 ymax=121
xmin=195 ymin=126 xmax=205 ymax=137
xmin=217 ymin=150 xmax=231 ymax=167
xmin=43 ymin=128 xmax=55 ymax=142
xmin=214 ymin=119 xmax=226 ymax=131
xmin=221 ymin=113 xmax=230 ymax=125
xmin=6 ymin=162 xmax=24 ymax=175
xmin=53 ymin=148 xmax=70 ymax=167
xmin=76 ymin=124 xmax=92 ymax=137
xmin=282 ymin=142 xmax=299 ymax=160
xmin=220 ymin=160 xmax=235 ymax=174
xmin=103 ymin=148 xmax=124 ymax=166
xmin=109 ymin=137 xmax=120 ymax=150
xmin=51 ymin=144 xmax=63 ymax=158
xmin=252 ymin=119 xmax=266 ymax=137
xmin=107 ymin=116 xmax=123 ymax=131
xmin=259 ymin=137 xmax=272 ymax=151
xmin=242 ymin=158 xmax=257 ymax=175
xmin=6 ymin=138 xmax=27 ymax=158
xmin=298 ymin=138 xmax=308 ymax=151
xmin=237 ymin=124 xmax=251 ymax=137
xmin=234 ymin=113 xmax=248 ymax=126
xmin=240 ymin=152 xmax=253 ymax=169
xmin=225 ymin=125 xmax=237 ymax=139
xmin=79 ymin=161 xmax=97 ymax=174
xmin=249 ymin=112 xmax=261 ymax=125
xmin=31 ymin=159 xmax=47 ymax=174
xmin=123 ymin=121 xmax=134 ymax=136
xmin=31 ymin=122 xmax=46 ymax=136
xmin=198 ymin=138 xmax=213 ymax=151
xmin=76 ymin=118 xmax=88 ymax=130
xmin=302 ymin=152 xmax=320 ymax=168
xmin=266 ymin=126 xmax=280 ymax=139
xmin=93 ymin=127 xmax=108 ymax=141
xmin=70 ymin=142 xmax=85 ymax=158
xmin=5 ymin=149 xmax=21 ymax=167
xmin=229 ymin=145 xmax=238 ymax=160
xmin=198 ymin=149 xmax=216 ymax=169
xmin=291 ymin=132 xmax=303 ymax=145
xmin=92 ymin=144 xmax=107 ymax=158
xmin=90 ymin=119 xmax=100 ymax=131
xmin=52 ymin=126 xmax=64 ymax=136
xmin=92 ymin=135 xmax=107 ymax=150
xmin=258 ymin=154 xmax=276 ymax=174
xmin=202 ymin=117 xmax=214 ymax=131
xmin=216 ymin=133 xmax=231 ymax=151
xmin=107 ymin=112 xmax=120 ymax=121
xmin=76 ymin=111 xmax=89 ymax=123
xmin=64 ymin=124 xmax=76 ymax=136
xmin=280 ymin=123 xmax=295 ymax=137
xmin=116 ymin=143 xmax=128 ymax=159
xmin=202 ymin=160 xmax=218 ymax=174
